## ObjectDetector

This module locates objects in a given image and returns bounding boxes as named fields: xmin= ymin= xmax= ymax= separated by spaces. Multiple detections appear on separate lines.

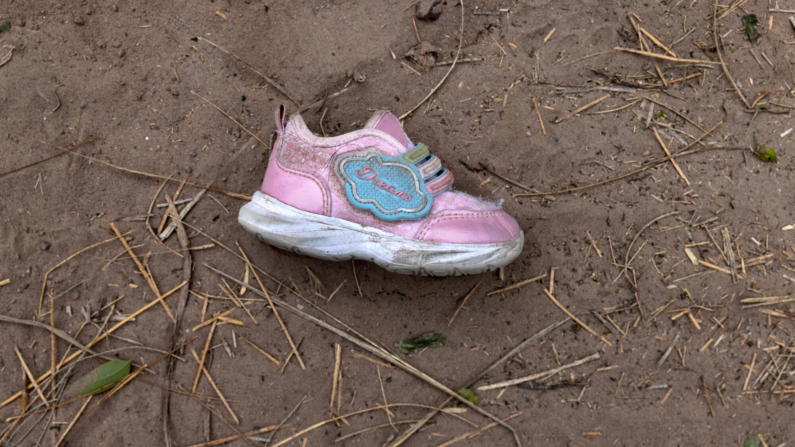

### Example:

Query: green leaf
xmin=458 ymin=160 xmax=476 ymax=172
xmin=756 ymin=147 xmax=777 ymax=162
xmin=395 ymin=332 xmax=445 ymax=354
xmin=0 ymin=22 xmax=11 ymax=34
xmin=742 ymin=15 xmax=759 ymax=45
xmin=457 ymin=388 xmax=480 ymax=404
xmin=68 ymin=360 xmax=131 ymax=397
xmin=744 ymin=435 xmax=761 ymax=447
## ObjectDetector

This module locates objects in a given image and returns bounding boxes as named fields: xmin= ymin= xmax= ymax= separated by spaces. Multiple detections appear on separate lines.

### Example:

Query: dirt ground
xmin=2 ymin=0 xmax=795 ymax=445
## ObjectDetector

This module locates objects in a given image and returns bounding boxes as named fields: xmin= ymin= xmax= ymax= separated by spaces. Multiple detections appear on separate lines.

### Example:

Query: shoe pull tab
xmin=274 ymin=104 xmax=287 ymax=134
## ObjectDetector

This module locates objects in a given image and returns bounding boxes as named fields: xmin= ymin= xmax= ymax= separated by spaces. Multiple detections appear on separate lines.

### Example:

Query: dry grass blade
xmin=1 ymin=281 xmax=187 ymax=408
xmin=487 ymin=274 xmax=546 ymax=296
xmin=512 ymin=122 xmax=723 ymax=197
xmin=15 ymin=133 xmax=251 ymax=200
xmin=399 ymin=0 xmax=465 ymax=119
xmin=240 ymin=335 xmax=280 ymax=366
xmin=652 ymin=128 xmax=690 ymax=185
xmin=57 ymin=339 xmax=196 ymax=446
xmin=53 ymin=395 xmax=92 ymax=447
xmin=334 ymin=421 xmax=421 ymax=443
xmin=206 ymin=264 xmax=524 ymax=447
xmin=642 ymin=96 xmax=707 ymax=132
xmin=186 ymin=425 xmax=280 ymax=447
xmin=190 ymin=91 xmax=270 ymax=149
xmin=190 ymin=350 xmax=239 ymax=425
xmin=640 ymin=28 xmax=676 ymax=56
xmin=542 ymin=288 xmax=611 ymax=346
xmin=617 ymin=212 xmax=679 ymax=286
xmin=110 ymin=222 xmax=175 ymax=322
xmin=37 ymin=232 xmax=124 ymax=313
xmin=177 ymin=385 xmax=256 ymax=447
xmin=712 ymin=0 xmax=750 ymax=108
xmin=236 ymin=243 xmax=305 ymax=369
xmin=388 ymin=318 xmax=569 ymax=447
xmin=436 ymin=412 xmax=523 ymax=447
xmin=199 ymin=37 xmax=300 ymax=107
xmin=0 ymin=315 xmax=100 ymax=359
xmin=554 ymin=94 xmax=610 ymax=123
xmin=161 ymin=194 xmax=194 ymax=447
xmin=741 ymin=296 xmax=795 ymax=308
xmin=192 ymin=319 xmax=218 ymax=393
xmin=615 ymin=47 xmax=720 ymax=64
xmin=159 ymin=187 xmax=207 ymax=241
xmin=448 ymin=281 xmax=481 ymax=326
xmin=145 ymin=172 xmax=185 ymax=259
xmin=0 ymin=46 xmax=14 ymax=68
xmin=14 ymin=347 xmax=48 ymax=406
xmin=479 ymin=353 xmax=600 ymax=390
xmin=268 ymin=403 xmax=472 ymax=447
xmin=532 ymin=97 xmax=547 ymax=134
xmin=331 ymin=344 xmax=342 ymax=408
xmin=0 ymin=135 xmax=96 ymax=179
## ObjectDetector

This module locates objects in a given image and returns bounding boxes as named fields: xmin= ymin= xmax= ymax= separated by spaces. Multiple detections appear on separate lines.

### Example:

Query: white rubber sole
xmin=238 ymin=192 xmax=524 ymax=276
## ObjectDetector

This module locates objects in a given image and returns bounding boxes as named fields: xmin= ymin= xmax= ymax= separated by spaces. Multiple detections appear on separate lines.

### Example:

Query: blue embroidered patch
xmin=337 ymin=152 xmax=433 ymax=221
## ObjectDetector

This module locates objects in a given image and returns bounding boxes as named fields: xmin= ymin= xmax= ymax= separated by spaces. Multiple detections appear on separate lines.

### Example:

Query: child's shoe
xmin=238 ymin=106 xmax=524 ymax=276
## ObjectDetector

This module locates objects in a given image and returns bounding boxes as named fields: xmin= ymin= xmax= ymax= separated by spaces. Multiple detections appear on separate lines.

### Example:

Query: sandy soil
xmin=1 ymin=0 xmax=795 ymax=446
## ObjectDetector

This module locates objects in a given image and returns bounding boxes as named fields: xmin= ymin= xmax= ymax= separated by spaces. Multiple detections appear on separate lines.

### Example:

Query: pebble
xmin=415 ymin=0 xmax=442 ymax=21
xmin=73 ymin=15 xmax=85 ymax=26
xmin=118 ymin=49 xmax=125 ymax=58
xmin=40 ymin=241 xmax=51 ymax=251
xmin=16 ymin=17 xmax=26 ymax=27
xmin=112 ymin=39 xmax=121 ymax=48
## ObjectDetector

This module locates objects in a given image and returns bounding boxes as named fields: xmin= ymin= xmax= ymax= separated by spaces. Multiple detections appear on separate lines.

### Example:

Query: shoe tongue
xmin=366 ymin=111 xmax=414 ymax=150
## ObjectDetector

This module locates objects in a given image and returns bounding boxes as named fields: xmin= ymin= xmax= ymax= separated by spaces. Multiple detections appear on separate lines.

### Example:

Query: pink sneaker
xmin=238 ymin=106 xmax=524 ymax=276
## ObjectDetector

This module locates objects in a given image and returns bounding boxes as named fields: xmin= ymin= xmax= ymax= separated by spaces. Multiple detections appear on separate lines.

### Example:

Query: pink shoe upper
xmin=260 ymin=106 xmax=521 ymax=245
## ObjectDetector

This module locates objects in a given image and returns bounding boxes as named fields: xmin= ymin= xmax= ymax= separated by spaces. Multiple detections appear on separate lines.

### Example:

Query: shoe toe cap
xmin=417 ymin=210 xmax=522 ymax=244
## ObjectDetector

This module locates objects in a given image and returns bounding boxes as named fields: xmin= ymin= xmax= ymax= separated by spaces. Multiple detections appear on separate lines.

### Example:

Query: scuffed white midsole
xmin=238 ymin=192 xmax=524 ymax=276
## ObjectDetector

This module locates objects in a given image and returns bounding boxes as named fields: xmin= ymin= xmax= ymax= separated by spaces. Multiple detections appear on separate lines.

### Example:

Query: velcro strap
xmin=425 ymin=169 xmax=454 ymax=195
xmin=418 ymin=156 xmax=442 ymax=178
xmin=403 ymin=143 xmax=430 ymax=163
